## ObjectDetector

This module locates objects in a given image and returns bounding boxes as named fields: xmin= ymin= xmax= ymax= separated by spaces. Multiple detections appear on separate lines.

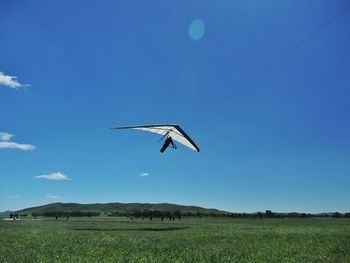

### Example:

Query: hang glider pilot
xmin=160 ymin=136 xmax=177 ymax=153
xmin=113 ymin=124 xmax=200 ymax=153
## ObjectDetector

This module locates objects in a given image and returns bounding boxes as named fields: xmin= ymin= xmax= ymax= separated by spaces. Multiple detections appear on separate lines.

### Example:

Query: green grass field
xmin=1 ymin=217 xmax=350 ymax=262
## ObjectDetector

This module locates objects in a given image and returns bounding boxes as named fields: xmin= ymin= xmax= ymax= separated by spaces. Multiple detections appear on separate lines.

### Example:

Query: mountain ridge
xmin=0 ymin=210 xmax=12 ymax=216
xmin=16 ymin=202 xmax=230 ymax=215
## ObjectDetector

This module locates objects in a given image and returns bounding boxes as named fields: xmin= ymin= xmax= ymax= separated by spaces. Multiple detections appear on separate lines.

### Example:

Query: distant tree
xmin=174 ymin=210 xmax=181 ymax=220
xmin=196 ymin=212 xmax=203 ymax=218
xmin=32 ymin=212 xmax=39 ymax=219
xmin=332 ymin=212 xmax=342 ymax=218
xmin=265 ymin=210 xmax=273 ymax=218
xmin=12 ymin=213 xmax=19 ymax=220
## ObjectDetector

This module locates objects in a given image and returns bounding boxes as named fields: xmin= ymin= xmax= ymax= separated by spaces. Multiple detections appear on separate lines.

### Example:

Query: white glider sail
xmin=113 ymin=124 xmax=200 ymax=152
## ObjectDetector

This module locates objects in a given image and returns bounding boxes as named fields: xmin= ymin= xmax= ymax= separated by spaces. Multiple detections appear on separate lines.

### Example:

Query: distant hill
xmin=0 ymin=211 xmax=12 ymax=216
xmin=16 ymin=202 xmax=230 ymax=216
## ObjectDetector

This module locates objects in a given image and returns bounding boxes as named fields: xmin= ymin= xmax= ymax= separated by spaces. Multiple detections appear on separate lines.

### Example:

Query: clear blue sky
xmin=1 ymin=0 xmax=349 ymax=213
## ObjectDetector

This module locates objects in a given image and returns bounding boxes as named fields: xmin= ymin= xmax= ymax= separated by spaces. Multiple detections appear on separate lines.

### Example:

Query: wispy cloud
xmin=0 ymin=71 xmax=28 ymax=90
xmin=0 ymin=132 xmax=14 ymax=141
xmin=0 ymin=141 xmax=36 ymax=150
xmin=0 ymin=132 xmax=35 ymax=151
xmin=139 ymin=172 xmax=150 ymax=177
xmin=35 ymin=172 xmax=71 ymax=181
xmin=6 ymin=194 xmax=21 ymax=199
xmin=46 ymin=193 xmax=61 ymax=199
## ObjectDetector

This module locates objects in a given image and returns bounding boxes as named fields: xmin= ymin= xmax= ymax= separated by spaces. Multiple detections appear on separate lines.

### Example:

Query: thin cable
xmin=190 ymin=4 xmax=350 ymax=129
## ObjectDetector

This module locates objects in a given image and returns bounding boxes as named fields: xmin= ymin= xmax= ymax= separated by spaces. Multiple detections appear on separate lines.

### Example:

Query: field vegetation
xmin=1 ymin=217 xmax=350 ymax=262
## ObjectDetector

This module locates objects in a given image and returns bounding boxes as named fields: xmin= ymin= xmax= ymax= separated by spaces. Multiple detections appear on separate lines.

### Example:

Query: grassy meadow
xmin=0 ymin=217 xmax=350 ymax=262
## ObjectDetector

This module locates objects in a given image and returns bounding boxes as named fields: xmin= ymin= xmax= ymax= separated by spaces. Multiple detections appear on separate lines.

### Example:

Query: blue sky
xmin=1 ymin=0 xmax=350 ymax=213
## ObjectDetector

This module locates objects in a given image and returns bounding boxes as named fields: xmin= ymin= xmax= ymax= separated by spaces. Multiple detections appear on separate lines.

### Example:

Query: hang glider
xmin=112 ymin=124 xmax=200 ymax=153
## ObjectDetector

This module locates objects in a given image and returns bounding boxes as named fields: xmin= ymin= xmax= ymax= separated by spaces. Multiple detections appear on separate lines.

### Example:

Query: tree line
xmin=30 ymin=211 xmax=100 ymax=217
xmin=11 ymin=210 xmax=350 ymax=219
xmin=227 ymin=210 xmax=350 ymax=219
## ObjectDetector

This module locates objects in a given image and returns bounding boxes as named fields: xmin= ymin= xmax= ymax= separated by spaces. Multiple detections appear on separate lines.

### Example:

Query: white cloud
xmin=0 ymin=141 xmax=36 ymax=150
xmin=35 ymin=172 xmax=71 ymax=181
xmin=46 ymin=193 xmax=61 ymax=199
xmin=6 ymin=194 xmax=21 ymax=199
xmin=139 ymin=172 xmax=150 ymax=177
xmin=0 ymin=71 xmax=28 ymax=90
xmin=0 ymin=131 xmax=35 ymax=151
xmin=0 ymin=132 xmax=14 ymax=141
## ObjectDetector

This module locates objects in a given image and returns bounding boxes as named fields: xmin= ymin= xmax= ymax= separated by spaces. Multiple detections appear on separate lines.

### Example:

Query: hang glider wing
xmin=113 ymin=124 xmax=200 ymax=152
